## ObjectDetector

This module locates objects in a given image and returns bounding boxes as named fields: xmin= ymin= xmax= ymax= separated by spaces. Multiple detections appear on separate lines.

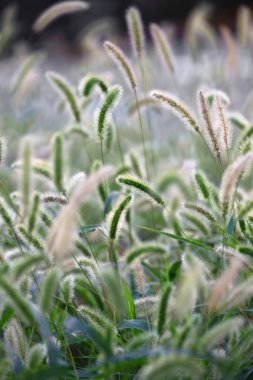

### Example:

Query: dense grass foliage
xmin=1 ymin=3 xmax=253 ymax=379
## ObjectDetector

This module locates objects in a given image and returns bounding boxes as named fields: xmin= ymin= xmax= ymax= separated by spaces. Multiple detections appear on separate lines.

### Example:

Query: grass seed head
xmin=33 ymin=1 xmax=90 ymax=32
xmin=126 ymin=6 xmax=145 ymax=58
xmin=151 ymin=90 xmax=200 ymax=133
xmin=150 ymin=23 xmax=175 ymax=73
xmin=104 ymin=41 xmax=137 ymax=90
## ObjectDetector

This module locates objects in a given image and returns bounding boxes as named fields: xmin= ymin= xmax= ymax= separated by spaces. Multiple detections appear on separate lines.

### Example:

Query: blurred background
xmin=1 ymin=0 xmax=253 ymax=47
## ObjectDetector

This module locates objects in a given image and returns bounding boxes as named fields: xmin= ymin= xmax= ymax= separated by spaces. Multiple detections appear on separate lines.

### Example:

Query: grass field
xmin=0 ymin=3 xmax=253 ymax=379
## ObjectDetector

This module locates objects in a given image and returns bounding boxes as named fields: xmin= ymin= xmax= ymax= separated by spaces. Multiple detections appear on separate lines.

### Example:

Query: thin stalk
xmin=133 ymin=89 xmax=150 ymax=181
xmin=112 ymin=115 xmax=124 ymax=165
xmin=139 ymin=56 xmax=157 ymax=176
xmin=133 ymin=88 xmax=158 ymax=234
xmin=100 ymin=138 xmax=108 ymax=199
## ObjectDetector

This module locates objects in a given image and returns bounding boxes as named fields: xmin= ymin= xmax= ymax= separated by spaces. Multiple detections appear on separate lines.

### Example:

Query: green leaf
xmin=79 ymin=224 xmax=100 ymax=233
xmin=169 ymin=261 xmax=182 ymax=281
xmin=227 ymin=215 xmax=236 ymax=236
xmin=122 ymin=280 xmax=136 ymax=319
xmin=140 ymin=226 xmax=212 ymax=250
xmin=119 ymin=319 xmax=149 ymax=331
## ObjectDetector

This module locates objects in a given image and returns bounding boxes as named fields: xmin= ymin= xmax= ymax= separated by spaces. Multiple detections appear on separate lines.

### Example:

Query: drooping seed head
xmin=104 ymin=41 xmax=137 ymax=90
xmin=33 ymin=1 xmax=90 ymax=32
xmin=151 ymin=90 xmax=200 ymax=133
xmin=79 ymin=74 xmax=108 ymax=97
xmin=117 ymin=174 xmax=165 ymax=207
xmin=107 ymin=193 xmax=132 ymax=241
xmin=46 ymin=71 xmax=81 ymax=123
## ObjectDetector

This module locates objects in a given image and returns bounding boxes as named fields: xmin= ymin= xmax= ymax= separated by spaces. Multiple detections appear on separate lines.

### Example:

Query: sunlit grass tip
xmin=117 ymin=174 xmax=166 ymax=207
xmin=126 ymin=6 xmax=145 ymax=58
xmin=150 ymin=23 xmax=175 ymax=73
xmin=46 ymin=71 xmax=81 ymax=123
xmin=104 ymin=41 xmax=137 ymax=90
xmin=150 ymin=90 xmax=200 ymax=133
xmin=33 ymin=1 xmax=90 ymax=32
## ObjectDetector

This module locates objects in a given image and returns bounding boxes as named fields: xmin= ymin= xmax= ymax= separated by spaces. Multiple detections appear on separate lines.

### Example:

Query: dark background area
xmin=1 ymin=0 xmax=253 ymax=45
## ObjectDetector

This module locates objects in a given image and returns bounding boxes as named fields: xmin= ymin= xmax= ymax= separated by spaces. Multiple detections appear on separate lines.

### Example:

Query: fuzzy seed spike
xmin=61 ymin=275 xmax=75 ymax=302
xmin=4 ymin=319 xmax=28 ymax=361
xmin=78 ymin=305 xmax=117 ymax=333
xmin=104 ymin=41 xmax=137 ymax=90
xmin=126 ymin=243 xmax=167 ymax=263
xmin=41 ymin=192 xmax=67 ymax=205
xmin=150 ymin=23 xmax=174 ymax=73
xmin=46 ymin=71 xmax=81 ymax=123
xmin=157 ymin=283 xmax=172 ymax=337
xmin=26 ymin=344 xmax=47 ymax=368
xmin=52 ymin=133 xmax=64 ymax=193
xmin=126 ymin=6 xmax=145 ymax=58
xmin=107 ymin=193 xmax=132 ymax=241
xmin=151 ymin=90 xmax=200 ymax=133
xmin=214 ymin=95 xmax=231 ymax=154
xmin=194 ymin=171 xmax=210 ymax=200
xmin=28 ymin=192 xmax=40 ymax=234
xmin=237 ymin=5 xmax=251 ymax=47
xmin=80 ymin=75 xmax=108 ymax=97
xmin=96 ymin=85 xmax=122 ymax=140
xmin=184 ymin=203 xmax=216 ymax=224
xmin=40 ymin=267 xmax=60 ymax=315
xmin=33 ymin=1 xmax=90 ymax=32
xmin=220 ymin=152 xmax=253 ymax=218
xmin=17 ymin=225 xmax=44 ymax=251
xmin=0 ymin=137 xmax=7 ymax=166
xmin=199 ymin=90 xmax=221 ymax=161
xmin=0 ymin=197 xmax=13 ymax=229
xmin=117 ymin=174 xmax=165 ymax=207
